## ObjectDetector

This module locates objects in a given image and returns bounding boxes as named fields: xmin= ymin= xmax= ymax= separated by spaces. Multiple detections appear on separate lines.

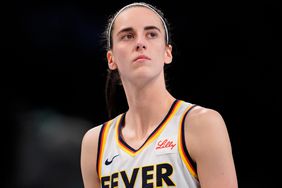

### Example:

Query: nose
xmin=135 ymin=35 xmax=147 ymax=50
xmin=136 ymin=42 xmax=146 ymax=50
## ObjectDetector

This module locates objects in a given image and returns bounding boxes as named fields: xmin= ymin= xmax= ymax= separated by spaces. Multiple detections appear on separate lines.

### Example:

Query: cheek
xmin=155 ymin=46 xmax=167 ymax=62
xmin=117 ymin=47 xmax=128 ymax=58
xmin=113 ymin=47 xmax=129 ymax=68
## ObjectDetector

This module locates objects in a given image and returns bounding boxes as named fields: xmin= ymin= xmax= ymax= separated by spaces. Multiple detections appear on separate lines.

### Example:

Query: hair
xmin=103 ymin=2 xmax=172 ymax=118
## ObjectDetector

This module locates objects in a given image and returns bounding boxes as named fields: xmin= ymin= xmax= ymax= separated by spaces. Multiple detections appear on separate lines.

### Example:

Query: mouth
xmin=133 ymin=55 xmax=151 ymax=62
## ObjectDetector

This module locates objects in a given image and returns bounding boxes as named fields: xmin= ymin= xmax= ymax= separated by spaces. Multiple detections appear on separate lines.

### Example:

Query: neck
xmin=122 ymin=77 xmax=175 ymax=137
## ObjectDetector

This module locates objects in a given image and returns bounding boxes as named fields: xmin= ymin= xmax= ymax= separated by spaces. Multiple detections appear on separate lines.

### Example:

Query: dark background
xmin=3 ymin=0 xmax=281 ymax=187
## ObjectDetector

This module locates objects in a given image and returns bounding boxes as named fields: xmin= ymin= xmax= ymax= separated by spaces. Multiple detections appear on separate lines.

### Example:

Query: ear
xmin=107 ymin=50 xmax=117 ymax=70
xmin=164 ymin=44 xmax=173 ymax=64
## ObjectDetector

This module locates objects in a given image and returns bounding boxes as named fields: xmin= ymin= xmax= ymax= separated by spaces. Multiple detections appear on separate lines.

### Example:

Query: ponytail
xmin=105 ymin=69 xmax=122 ymax=118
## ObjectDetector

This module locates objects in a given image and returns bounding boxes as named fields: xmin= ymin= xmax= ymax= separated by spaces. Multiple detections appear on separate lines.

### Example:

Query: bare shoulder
xmin=185 ymin=105 xmax=227 ymax=134
xmin=184 ymin=105 xmax=232 ymax=159
xmin=80 ymin=124 xmax=103 ymax=188
xmin=185 ymin=106 xmax=238 ymax=187
xmin=187 ymin=105 xmax=224 ymax=122
xmin=81 ymin=124 xmax=103 ymax=150
xmin=82 ymin=125 xmax=102 ymax=143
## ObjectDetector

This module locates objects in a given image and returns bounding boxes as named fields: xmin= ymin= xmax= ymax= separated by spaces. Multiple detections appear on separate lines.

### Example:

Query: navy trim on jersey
xmin=118 ymin=99 xmax=179 ymax=153
xmin=181 ymin=105 xmax=198 ymax=173
xmin=96 ymin=123 xmax=106 ymax=175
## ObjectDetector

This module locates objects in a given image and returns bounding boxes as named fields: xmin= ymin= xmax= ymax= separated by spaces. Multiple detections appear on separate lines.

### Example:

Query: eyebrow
xmin=116 ymin=25 xmax=161 ymax=36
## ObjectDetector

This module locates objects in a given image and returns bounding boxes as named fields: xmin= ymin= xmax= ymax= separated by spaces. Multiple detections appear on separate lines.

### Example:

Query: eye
xmin=121 ymin=33 xmax=134 ymax=40
xmin=147 ymin=31 xmax=158 ymax=39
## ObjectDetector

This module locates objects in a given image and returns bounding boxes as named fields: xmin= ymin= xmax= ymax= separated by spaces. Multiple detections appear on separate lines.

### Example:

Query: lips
xmin=133 ymin=55 xmax=151 ymax=62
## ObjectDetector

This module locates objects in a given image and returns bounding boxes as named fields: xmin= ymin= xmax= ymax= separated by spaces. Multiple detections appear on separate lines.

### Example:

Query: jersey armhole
xmin=96 ymin=123 xmax=106 ymax=178
xmin=178 ymin=104 xmax=198 ymax=179
xmin=96 ymin=120 xmax=112 ymax=178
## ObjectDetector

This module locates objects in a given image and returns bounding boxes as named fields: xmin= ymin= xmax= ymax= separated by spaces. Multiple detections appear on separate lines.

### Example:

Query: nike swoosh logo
xmin=105 ymin=154 xmax=119 ymax=165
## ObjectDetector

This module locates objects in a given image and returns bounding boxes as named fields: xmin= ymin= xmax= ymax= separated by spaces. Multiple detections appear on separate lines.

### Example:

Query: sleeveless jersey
xmin=97 ymin=99 xmax=200 ymax=188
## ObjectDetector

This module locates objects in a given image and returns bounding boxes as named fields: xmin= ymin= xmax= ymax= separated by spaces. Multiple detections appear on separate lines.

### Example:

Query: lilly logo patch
xmin=155 ymin=138 xmax=177 ymax=155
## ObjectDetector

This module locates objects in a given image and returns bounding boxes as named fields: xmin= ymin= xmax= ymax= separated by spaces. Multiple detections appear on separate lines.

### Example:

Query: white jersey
xmin=97 ymin=99 xmax=200 ymax=188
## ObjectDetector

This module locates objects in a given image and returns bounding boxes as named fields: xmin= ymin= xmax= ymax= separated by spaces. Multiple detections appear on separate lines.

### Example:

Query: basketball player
xmin=80 ymin=2 xmax=238 ymax=188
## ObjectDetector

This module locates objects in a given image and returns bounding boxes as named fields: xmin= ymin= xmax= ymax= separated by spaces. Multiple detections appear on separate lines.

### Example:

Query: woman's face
xmin=107 ymin=6 xmax=172 ymax=85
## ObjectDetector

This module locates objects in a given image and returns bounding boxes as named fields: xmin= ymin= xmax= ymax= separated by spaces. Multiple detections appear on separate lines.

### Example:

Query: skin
xmin=81 ymin=6 xmax=238 ymax=188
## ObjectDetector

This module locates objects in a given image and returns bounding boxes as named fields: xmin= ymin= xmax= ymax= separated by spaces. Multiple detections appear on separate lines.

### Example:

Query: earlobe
xmin=164 ymin=44 xmax=173 ymax=64
xmin=107 ymin=51 xmax=117 ymax=70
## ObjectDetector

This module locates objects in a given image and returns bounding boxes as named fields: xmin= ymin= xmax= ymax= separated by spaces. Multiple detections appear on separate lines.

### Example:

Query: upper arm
xmin=185 ymin=107 xmax=238 ymax=188
xmin=80 ymin=125 xmax=102 ymax=188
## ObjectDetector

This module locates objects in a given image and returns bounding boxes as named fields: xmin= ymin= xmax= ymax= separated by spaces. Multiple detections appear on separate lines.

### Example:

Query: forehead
xmin=113 ymin=6 xmax=164 ymax=32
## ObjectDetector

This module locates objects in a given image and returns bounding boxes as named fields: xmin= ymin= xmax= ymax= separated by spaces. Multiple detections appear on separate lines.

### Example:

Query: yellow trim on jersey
xmin=178 ymin=105 xmax=198 ymax=179
xmin=98 ymin=120 xmax=112 ymax=179
xmin=116 ymin=100 xmax=183 ymax=156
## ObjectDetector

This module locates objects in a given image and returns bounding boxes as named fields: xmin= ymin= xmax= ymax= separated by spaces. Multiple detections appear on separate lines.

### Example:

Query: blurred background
xmin=3 ymin=0 xmax=281 ymax=187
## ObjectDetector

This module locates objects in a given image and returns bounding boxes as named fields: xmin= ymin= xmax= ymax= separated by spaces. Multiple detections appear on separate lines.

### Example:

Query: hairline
xmin=107 ymin=2 xmax=169 ymax=49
